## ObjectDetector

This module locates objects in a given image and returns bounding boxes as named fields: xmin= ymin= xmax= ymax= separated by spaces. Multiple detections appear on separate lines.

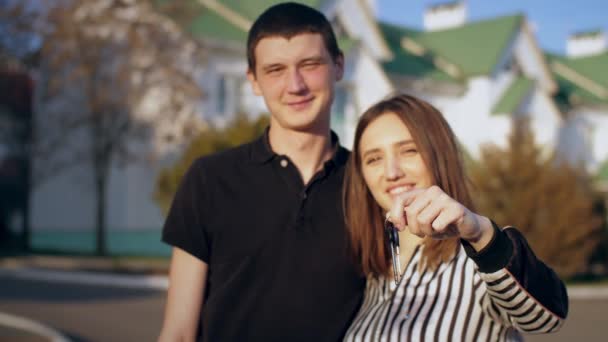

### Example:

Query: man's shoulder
xmin=191 ymin=140 xmax=256 ymax=173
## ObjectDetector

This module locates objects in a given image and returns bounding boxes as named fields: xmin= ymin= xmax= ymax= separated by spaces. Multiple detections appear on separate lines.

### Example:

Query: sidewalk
xmin=0 ymin=312 xmax=69 ymax=342
xmin=0 ymin=254 xmax=170 ymax=275
xmin=3 ymin=254 xmax=608 ymax=298
xmin=0 ymin=324 xmax=48 ymax=342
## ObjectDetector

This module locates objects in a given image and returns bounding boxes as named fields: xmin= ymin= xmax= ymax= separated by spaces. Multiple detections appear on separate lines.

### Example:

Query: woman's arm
xmin=388 ymin=187 xmax=568 ymax=334
xmin=463 ymin=223 xmax=568 ymax=334
xmin=158 ymin=247 xmax=208 ymax=342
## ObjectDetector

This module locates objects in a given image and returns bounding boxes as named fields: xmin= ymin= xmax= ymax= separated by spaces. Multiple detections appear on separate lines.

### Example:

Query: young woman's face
xmin=359 ymin=112 xmax=433 ymax=212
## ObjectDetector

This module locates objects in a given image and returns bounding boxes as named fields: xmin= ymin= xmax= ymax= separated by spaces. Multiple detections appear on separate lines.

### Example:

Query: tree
xmin=155 ymin=114 xmax=269 ymax=213
xmin=469 ymin=119 xmax=602 ymax=278
xmin=0 ymin=0 xmax=44 ymax=250
xmin=0 ymin=67 xmax=33 ymax=249
xmin=31 ymin=0 xmax=205 ymax=255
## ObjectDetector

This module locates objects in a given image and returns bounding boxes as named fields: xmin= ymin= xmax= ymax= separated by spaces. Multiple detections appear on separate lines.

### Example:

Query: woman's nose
xmin=384 ymin=157 xmax=404 ymax=181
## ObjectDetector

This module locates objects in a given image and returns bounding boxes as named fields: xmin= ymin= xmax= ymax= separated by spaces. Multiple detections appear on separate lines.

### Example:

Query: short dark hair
xmin=247 ymin=2 xmax=342 ymax=73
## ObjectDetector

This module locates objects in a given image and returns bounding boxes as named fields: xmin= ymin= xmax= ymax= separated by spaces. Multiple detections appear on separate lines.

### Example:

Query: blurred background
xmin=0 ymin=0 xmax=607 ymax=341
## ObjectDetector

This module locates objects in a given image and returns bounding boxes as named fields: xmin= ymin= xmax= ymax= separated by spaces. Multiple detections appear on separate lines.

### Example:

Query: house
xmin=27 ymin=0 xmax=608 ymax=250
xmin=548 ymin=31 xmax=608 ymax=171
xmin=180 ymin=0 xmax=392 ymax=147
xmin=27 ymin=0 xmax=394 ymax=244
xmin=377 ymin=2 xmax=562 ymax=159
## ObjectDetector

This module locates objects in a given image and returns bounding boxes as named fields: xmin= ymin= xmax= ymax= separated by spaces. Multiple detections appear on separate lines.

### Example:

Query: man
xmin=158 ymin=3 xmax=365 ymax=341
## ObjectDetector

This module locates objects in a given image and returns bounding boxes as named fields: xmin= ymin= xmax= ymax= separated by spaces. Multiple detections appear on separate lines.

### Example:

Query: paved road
xmin=0 ymin=274 xmax=165 ymax=342
xmin=1 ymin=272 xmax=607 ymax=341
xmin=526 ymin=298 xmax=608 ymax=342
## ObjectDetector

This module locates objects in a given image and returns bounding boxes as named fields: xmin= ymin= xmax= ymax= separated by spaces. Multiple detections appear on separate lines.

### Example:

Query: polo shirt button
xmin=280 ymin=159 xmax=288 ymax=167
xmin=300 ymin=192 xmax=307 ymax=199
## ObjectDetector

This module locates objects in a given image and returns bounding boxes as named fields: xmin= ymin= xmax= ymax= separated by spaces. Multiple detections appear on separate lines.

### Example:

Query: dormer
xmin=567 ymin=30 xmax=606 ymax=58
xmin=424 ymin=1 xmax=467 ymax=31
xmin=362 ymin=0 xmax=377 ymax=17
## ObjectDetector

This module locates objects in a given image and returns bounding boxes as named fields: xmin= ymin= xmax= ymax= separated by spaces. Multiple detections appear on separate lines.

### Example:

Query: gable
xmin=334 ymin=0 xmax=392 ymax=60
xmin=220 ymin=0 xmax=322 ymax=21
xmin=378 ymin=21 xmax=457 ymax=83
xmin=547 ymin=52 xmax=608 ymax=109
xmin=411 ymin=15 xmax=523 ymax=77
xmin=492 ymin=77 xmax=534 ymax=115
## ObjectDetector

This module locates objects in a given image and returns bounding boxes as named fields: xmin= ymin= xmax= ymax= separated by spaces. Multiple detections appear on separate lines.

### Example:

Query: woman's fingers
xmin=389 ymin=188 xmax=424 ymax=230
xmin=392 ymin=186 xmax=467 ymax=239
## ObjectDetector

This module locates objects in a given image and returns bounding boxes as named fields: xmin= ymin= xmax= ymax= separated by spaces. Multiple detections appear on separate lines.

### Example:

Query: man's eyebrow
xmin=299 ymin=56 xmax=325 ymax=64
xmin=261 ymin=63 xmax=285 ymax=72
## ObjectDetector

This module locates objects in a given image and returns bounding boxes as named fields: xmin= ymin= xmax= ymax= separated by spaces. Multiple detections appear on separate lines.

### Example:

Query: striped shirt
xmin=344 ymin=226 xmax=568 ymax=342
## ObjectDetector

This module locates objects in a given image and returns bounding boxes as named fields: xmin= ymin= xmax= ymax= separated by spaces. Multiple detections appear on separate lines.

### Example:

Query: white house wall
xmin=588 ymin=111 xmax=608 ymax=168
xmin=526 ymin=87 xmax=561 ymax=151
xmin=490 ymin=70 xmax=516 ymax=110
xmin=557 ymin=112 xmax=594 ymax=167
xmin=204 ymin=53 xmax=267 ymax=126
xmin=444 ymin=77 xmax=511 ymax=157
xmin=513 ymin=27 xmax=555 ymax=93
xmin=337 ymin=0 xmax=390 ymax=60
xmin=345 ymin=47 xmax=393 ymax=148
xmin=556 ymin=109 xmax=608 ymax=170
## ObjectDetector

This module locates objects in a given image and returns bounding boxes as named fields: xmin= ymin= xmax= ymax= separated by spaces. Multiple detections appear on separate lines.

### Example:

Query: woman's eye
xmin=400 ymin=148 xmax=417 ymax=155
xmin=365 ymin=156 xmax=382 ymax=165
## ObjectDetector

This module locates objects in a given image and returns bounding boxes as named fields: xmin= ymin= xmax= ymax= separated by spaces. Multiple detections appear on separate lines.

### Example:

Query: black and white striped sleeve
xmin=461 ymin=222 xmax=568 ymax=334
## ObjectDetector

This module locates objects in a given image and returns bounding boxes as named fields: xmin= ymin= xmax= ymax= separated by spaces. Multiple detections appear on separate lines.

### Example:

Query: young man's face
xmin=247 ymin=33 xmax=344 ymax=133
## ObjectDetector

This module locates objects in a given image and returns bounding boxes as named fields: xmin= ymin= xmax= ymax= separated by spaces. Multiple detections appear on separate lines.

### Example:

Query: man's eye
xmin=302 ymin=62 xmax=320 ymax=69
xmin=267 ymin=67 xmax=283 ymax=74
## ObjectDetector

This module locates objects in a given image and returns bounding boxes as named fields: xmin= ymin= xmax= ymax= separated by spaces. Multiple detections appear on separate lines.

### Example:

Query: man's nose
xmin=286 ymin=69 xmax=307 ymax=94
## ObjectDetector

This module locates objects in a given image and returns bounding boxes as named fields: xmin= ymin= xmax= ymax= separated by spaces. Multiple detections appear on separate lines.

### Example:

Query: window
xmin=216 ymin=75 xmax=226 ymax=114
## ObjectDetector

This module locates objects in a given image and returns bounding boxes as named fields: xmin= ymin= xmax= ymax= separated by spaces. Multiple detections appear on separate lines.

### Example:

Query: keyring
xmin=384 ymin=216 xmax=402 ymax=285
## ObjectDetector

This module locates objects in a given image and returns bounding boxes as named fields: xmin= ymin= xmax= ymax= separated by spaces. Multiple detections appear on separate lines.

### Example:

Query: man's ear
xmin=335 ymin=53 xmax=345 ymax=82
xmin=247 ymin=69 xmax=262 ymax=96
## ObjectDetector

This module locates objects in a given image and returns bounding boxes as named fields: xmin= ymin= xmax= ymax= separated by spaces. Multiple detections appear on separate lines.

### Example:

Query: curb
xmin=0 ymin=312 xmax=71 ymax=342
xmin=566 ymin=286 xmax=608 ymax=300
xmin=3 ymin=266 xmax=608 ymax=299
xmin=0 ymin=267 xmax=169 ymax=290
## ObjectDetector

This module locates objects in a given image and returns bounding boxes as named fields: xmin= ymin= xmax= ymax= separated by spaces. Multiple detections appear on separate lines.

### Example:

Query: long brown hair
xmin=343 ymin=93 xmax=474 ymax=277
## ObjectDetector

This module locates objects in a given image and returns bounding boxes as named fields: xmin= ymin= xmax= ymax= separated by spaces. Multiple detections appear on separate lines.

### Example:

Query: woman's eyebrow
xmin=361 ymin=148 xmax=382 ymax=158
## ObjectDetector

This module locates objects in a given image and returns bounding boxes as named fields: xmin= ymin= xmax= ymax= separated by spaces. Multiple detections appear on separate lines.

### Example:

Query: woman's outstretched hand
xmin=388 ymin=186 xmax=494 ymax=251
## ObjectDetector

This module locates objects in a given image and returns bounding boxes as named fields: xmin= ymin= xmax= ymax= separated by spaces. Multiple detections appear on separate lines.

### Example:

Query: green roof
xmin=546 ymin=53 xmax=608 ymax=108
xmin=378 ymin=14 xmax=523 ymax=82
xmin=163 ymin=0 xmax=323 ymax=44
xmin=378 ymin=21 xmax=454 ymax=82
xmin=188 ymin=10 xmax=247 ymax=42
xmin=220 ymin=0 xmax=322 ymax=21
xmin=337 ymin=37 xmax=357 ymax=54
xmin=412 ymin=14 xmax=523 ymax=76
xmin=553 ymin=52 xmax=608 ymax=89
xmin=492 ymin=77 xmax=534 ymax=115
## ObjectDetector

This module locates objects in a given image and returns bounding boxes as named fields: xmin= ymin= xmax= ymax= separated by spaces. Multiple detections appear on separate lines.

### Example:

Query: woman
xmin=343 ymin=94 xmax=568 ymax=341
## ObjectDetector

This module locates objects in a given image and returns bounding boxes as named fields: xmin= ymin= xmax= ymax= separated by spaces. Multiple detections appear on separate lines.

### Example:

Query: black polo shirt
xmin=162 ymin=131 xmax=365 ymax=341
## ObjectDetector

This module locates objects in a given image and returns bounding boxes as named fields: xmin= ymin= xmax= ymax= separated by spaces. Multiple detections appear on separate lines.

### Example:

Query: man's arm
xmin=158 ymin=247 xmax=208 ymax=342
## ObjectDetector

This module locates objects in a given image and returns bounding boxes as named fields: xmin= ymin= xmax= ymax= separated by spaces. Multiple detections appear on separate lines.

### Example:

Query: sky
xmin=376 ymin=0 xmax=608 ymax=55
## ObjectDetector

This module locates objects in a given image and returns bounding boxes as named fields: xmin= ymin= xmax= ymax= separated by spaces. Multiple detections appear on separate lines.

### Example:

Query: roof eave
xmin=521 ymin=19 xmax=558 ymax=94
xmin=389 ymin=74 xmax=466 ymax=97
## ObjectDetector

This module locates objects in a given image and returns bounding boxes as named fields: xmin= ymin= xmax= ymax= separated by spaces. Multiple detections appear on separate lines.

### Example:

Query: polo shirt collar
xmin=249 ymin=127 xmax=347 ymax=167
